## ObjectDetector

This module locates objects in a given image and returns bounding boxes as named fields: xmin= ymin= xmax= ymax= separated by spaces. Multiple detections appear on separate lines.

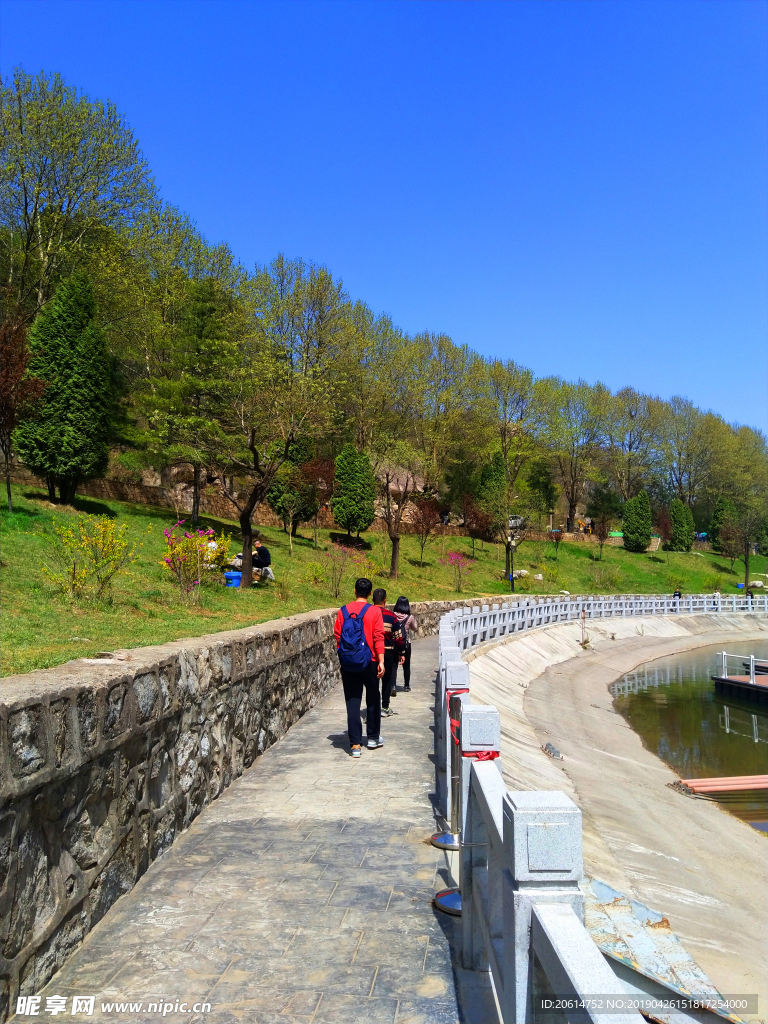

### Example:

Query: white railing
xmin=717 ymin=650 xmax=768 ymax=686
xmin=435 ymin=593 xmax=766 ymax=1022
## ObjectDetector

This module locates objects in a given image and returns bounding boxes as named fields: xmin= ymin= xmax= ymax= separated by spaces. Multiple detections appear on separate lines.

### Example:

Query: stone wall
xmin=0 ymin=599 xmax=477 ymax=1019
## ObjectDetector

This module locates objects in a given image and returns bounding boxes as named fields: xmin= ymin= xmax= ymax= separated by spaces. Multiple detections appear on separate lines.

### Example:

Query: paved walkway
xmin=29 ymin=638 xmax=494 ymax=1024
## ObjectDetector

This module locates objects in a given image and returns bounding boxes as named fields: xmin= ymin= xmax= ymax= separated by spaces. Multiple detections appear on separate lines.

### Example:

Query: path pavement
xmin=25 ymin=638 xmax=496 ymax=1024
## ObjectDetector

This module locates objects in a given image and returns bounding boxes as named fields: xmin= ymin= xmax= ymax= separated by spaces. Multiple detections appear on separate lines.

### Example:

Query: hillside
xmin=2 ymin=485 xmax=764 ymax=677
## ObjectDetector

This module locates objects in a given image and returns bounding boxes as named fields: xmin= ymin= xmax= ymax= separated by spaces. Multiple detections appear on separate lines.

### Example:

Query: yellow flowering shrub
xmin=43 ymin=515 xmax=139 ymax=599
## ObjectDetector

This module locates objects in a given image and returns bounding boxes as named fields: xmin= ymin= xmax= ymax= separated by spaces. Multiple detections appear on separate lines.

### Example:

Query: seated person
xmin=253 ymin=539 xmax=274 ymax=581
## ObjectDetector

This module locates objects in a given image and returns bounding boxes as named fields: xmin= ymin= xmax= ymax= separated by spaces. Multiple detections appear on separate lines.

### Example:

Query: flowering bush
xmin=440 ymin=550 xmax=475 ymax=592
xmin=43 ymin=515 xmax=139 ymax=599
xmin=161 ymin=521 xmax=231 ymax=602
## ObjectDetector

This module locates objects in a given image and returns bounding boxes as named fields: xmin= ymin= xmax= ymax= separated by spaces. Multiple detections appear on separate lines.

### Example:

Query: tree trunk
xmin=389 ymin=533 xmax=401 ymax=579
xmin=567 ymin=501 xmax=577 ymax=533
xmin=5 ymin=459 xmax=13 ymax=513
xmin=239 ymin=506 xmax=255 ymax=588
xmin=192 ymin=463 xmax=201 ymax=525
xmin=744 ymin=540 xmax=751 ymax=590
xmin=313 ymin=514 xmax=318 ymax=549
xmin=60 ymin=476 xmax=78 ymax=505
xmin=47 ymin=474 xmax=56 ymax=502
xmin=505 ymin=541 xmax=511 ymax=579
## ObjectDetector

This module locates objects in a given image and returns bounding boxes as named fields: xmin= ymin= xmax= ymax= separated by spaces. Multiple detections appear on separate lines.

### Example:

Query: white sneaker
xmin=367 ymin=736 xmax=384 ymax=749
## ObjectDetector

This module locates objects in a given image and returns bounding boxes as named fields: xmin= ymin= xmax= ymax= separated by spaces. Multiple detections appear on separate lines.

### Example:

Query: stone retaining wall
xmin=0 ymin=599 xmax=473 ymax=1019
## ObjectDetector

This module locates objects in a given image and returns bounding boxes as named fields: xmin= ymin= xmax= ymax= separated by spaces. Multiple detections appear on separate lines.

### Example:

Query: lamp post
xmin=509 ymin=535 xmax=517 ymax=593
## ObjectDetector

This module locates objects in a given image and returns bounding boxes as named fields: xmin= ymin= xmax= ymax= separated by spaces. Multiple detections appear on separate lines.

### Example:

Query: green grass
xmin=2 ymin=485 xmax=764 ymax=677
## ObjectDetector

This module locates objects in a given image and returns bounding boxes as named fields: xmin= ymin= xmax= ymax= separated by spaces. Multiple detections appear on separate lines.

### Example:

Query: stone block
xmin=8 ymin=708 xmax=47 ymax=778
xmin=503 ymin=791 xmax=583 ymax=885
xmin=460 ymin=705 xmax=500 ymax=752
xmin=132 ymin=671 xmax=159 ymax=724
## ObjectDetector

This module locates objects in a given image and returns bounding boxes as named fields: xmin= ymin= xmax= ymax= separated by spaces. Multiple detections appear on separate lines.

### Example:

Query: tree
xmin=331 ymin=443 xmax=376 ymax=538
xmin=709 ymin=496 xmax=737 ymax=552
xmin=622 ymin=490 xmax=652 ymax=553
xmin=374 ymin=440 xmax=421 ymax=579
xmin=541 ymin=378 xmax=607 ymax=532
xmin=411 ymin=496 xmax=441 ymax=567
xmin=586 ymin=485 xmax=623 ymax=560
xmin=202 ymin=256 xmax=340 ymax=587
xmin=0 ymin=68 xmax=155 ymax=319
xmin=602 ymin=388 xmax=656 ymax=500
xmin=142 ymin=277 xmax=235 ymax=523
xmin=719 ymin=505 xmax=767 ymax=588
xmin=654 ymin=507 xmax=673 ymax=562
xmin=669 ymin=498 xmax=694 ymax=552
xmin=299 ymin=457 xmax=335 ymax=549
xmin=525 ymin=458 xmax=558 ymax=529
xmin=14 ymin=274 xmax=112 ymax=503
xmin=0 ymin=315 xmax=46 ymax=510
xmin=461 ymin=493 xmax=492 ymax=559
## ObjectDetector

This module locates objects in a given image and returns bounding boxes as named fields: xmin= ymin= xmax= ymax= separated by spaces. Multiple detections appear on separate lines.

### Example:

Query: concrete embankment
xmin=466 ymin=613 xmax=768 ymax=1021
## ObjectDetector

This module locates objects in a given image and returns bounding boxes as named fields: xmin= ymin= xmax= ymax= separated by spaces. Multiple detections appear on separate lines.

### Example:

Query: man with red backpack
xmin=334 ymin=578 xmax=385 ymax=757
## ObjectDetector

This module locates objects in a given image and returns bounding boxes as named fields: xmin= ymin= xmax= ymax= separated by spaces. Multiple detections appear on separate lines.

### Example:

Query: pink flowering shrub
xmin=440 ymin=550 xmax=475 ymax=592
xmin=161 ymin=521 xmax=231 ymax=602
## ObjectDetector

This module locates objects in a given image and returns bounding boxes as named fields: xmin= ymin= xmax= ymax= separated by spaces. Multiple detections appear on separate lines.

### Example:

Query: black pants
xmin=341 ymin=662 xmax=381 ymax=746
xmin=392 ymin=645 xmax=412 ymax=689
xmin=381 ymin=651 xmax=396 ymax=709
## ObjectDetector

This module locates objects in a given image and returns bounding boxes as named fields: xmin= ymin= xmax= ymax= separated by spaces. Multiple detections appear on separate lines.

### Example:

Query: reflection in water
xmin=612 ymin=642 xmax=768 ymax=832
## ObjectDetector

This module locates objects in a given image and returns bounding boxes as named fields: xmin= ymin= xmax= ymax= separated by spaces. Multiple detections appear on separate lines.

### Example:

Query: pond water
xmin=612 ymin=641 xmax=768 ymax=833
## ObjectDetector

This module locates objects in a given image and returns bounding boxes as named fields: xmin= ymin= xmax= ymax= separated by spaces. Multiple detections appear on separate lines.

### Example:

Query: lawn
xmin=2 ymin=485 xmax=764 ymax=677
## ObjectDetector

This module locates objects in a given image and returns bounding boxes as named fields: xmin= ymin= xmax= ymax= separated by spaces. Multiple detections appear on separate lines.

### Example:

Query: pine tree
xmin=14 ymin=274 xmax=112 ymax=504
xmin=669 ymin=498 xmax=694 ymax=551
xmin=331 ymin=444 xmax=375 ymax=537
xmin=709 ymin=496 xmax=737 ymax=551
xmin=622 ymin=490 xmax=652 ymax=552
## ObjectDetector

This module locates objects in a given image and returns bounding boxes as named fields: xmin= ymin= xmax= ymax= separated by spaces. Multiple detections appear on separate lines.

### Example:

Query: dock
xmin=712 ymin=651 xmax=768 ymax=701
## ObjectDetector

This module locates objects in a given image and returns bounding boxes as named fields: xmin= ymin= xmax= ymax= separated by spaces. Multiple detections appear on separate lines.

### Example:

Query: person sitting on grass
xmin=253 ymin=539 xmax=274 ymax=581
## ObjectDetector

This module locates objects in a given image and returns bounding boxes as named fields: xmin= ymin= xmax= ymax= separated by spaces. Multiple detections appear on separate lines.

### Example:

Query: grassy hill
xmin=2 ymin=485 xmax=764 ymax=677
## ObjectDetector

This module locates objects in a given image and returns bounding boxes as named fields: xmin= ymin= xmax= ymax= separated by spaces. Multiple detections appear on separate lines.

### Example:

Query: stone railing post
xmin=501 ymin=791 xmax=584 ymax=1024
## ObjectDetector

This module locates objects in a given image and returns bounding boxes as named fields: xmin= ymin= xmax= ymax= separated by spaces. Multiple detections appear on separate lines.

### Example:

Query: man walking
xmin=334 ymin=578 xmax=385 ymax=757
xmin=372 ymin=588 xmax=405 ymax=717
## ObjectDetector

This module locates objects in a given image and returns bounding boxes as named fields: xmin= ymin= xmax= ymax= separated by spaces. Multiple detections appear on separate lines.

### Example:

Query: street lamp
xmin=509 ymin=535 xmax=517 ymax=593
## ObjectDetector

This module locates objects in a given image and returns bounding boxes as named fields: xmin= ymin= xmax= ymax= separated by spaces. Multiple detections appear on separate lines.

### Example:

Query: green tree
xmin=0 ymin=68 xmax=155 ymax=319
xmin=14 ymin=274 xmax=112 ymax=503
xmin=141 ymin=277 xmax=234 ymax=522
xmin=622 ymin=490 xmax=652 ymax=553
xmin=331 ymin=443 xmax=376 ymax=538
xmin=709 ymin=496 xmax=737 ymax=551
xmin=586 ymin=484 xmax=623 ymax=560
xmin=668 ymin=498 xmax=694 ymax=552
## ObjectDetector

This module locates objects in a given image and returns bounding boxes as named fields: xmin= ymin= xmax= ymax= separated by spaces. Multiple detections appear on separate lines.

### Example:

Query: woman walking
xmin=392 ymin=596 xmax=417 ymax=693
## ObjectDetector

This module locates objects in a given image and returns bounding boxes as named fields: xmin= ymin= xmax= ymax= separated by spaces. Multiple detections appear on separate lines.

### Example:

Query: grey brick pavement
xmin=26 ymin=638 xmax=497 ymax=1024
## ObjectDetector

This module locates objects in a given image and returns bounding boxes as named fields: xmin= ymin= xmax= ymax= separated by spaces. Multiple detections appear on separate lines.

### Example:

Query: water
xmin=612 ymin=642 xmax=768 ymax=833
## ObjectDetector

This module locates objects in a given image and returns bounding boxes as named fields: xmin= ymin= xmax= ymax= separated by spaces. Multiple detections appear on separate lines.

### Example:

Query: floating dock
xmin=711 ymin=673 xmax=768 ymax=701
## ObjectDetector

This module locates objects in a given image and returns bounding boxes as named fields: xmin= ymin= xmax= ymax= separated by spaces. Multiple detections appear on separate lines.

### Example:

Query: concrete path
xmin=25 ymin=638 xmax=494 ymax=1024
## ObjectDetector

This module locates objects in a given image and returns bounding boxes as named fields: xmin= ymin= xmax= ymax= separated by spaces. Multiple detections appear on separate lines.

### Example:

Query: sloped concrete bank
xmin=466 ymin=613 xmax=768 ymax=1021
xmin=0 ymin=598 xmax=474 ymax=1020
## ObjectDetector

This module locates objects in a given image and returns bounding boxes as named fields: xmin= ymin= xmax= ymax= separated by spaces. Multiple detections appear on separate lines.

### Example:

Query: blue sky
xmin=2 ymin=0 xmax=766 ymax=431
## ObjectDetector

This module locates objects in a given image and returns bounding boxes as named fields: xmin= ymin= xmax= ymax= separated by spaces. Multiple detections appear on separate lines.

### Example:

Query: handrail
xmin=435 ymin=592 xmax=765 ymax=1022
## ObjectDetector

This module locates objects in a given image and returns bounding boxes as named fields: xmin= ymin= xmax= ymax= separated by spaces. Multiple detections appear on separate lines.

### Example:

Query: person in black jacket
xmin=254 ymin=539 xmax=274 ymax=581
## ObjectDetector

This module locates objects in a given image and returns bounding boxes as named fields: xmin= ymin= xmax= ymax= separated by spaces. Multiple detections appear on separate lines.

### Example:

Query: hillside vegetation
xmin=3 ymin=486 xmax=763 ymax=678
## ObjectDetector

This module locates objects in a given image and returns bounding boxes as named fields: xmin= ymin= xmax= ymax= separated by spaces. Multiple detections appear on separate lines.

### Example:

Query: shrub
xmin=324 ymin=543 xmax=354 ymax=599
xmin=622 ymin=491 xmax=652 ymax=552
xmin=43 ymin=514 xmax=139 ymax=599
xmin=301 ymin=561 xmax=327 ymax=585
xmin=702 ymin=573 xmax=724 ymax=592
xmin=161 ymin=521 xmax=231 ymax=602
xmin=589 ymin=563 xmax=622 ymax=590
xmin=440 ymin=550 xmax=475 ymax=592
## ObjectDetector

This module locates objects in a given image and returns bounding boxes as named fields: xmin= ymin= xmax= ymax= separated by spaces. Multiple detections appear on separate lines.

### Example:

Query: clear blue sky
xmin=2 ymin=0 xmax=766 ymax=431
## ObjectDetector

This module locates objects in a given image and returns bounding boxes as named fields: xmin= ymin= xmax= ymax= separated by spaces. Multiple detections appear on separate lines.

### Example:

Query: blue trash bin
xmin=224 ymin=572 xmax=242 ymax=588
xmin=736 ymin=583 xmax=744 ymax=589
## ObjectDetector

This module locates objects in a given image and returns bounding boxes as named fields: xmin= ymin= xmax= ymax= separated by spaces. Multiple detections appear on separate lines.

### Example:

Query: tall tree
xmin=669 ymin=498 xmax=694 ymax=552
xmin=622 ymin=490 xmax=652 ymax=553
xmin=602 ymin=387 xmax=656 ymax=499
xmin=14 ymin=273 xmax=112 ymax=503
xmin=331 ymin=443 xmax=376 ymax=538
xmin=0 ymin=68 xmax=155 ymax=319
xmin=542 ymin=378 xmax=607 ymax=532
xmin=0 ymin=315 xmax=46 ymax=510
xmin=205 ymin=256 xmax=339 ymax=586
xmin=374 ymin=440 xmax=421 ymax=579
